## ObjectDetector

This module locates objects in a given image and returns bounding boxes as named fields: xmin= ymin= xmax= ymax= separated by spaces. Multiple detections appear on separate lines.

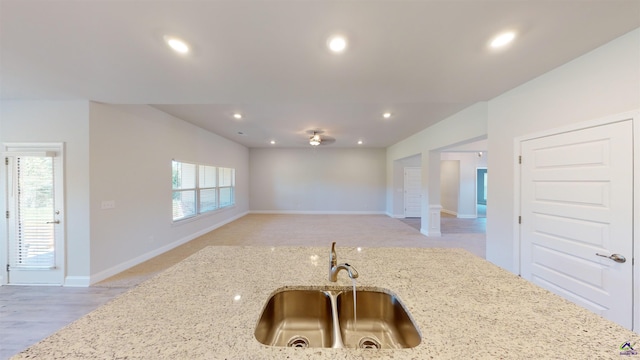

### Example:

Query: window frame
xmin=217 ymin=167 xmax=235 ymax=209
xmin=172 ymin=160 xmax=236 ymax=223
xmin=198 ymin=164 xmax=218 ymax=215
xmin=172 ymin=161 xmax=198 ymax=221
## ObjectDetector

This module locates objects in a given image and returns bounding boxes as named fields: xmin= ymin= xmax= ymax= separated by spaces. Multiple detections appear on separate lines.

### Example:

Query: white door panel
xmin=532 ymin=274 xmax=608 ymax=313
xmin=404 ymin=167 xmax=421 ymax=218
xmin=520 ymin=120 xmax=632 ymax=329
xmin=531 ymin=214 xmax=608 ymax=247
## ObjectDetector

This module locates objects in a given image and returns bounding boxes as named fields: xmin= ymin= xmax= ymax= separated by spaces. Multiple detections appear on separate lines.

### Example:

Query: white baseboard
xmin=442 ymin=209 xmax=476 ymax=218
xmin=249 ymin=210 xmax=386 ymax=215
xmin=65 ymin=276 xmax=91 ymax=287
xmin=89 ymin=211 xmax=248 ymax=286
xmin=420 ymin=228 xmax=441 ymax=237
xmin=385 ymin=212 xmax=405 ymax=218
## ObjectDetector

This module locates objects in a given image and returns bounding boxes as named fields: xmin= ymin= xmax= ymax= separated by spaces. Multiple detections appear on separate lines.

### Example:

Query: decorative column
xmin=425 ymin=205 xmax=442 ymax=236
xmin=420 ymin=150 xmax=442 ymax=237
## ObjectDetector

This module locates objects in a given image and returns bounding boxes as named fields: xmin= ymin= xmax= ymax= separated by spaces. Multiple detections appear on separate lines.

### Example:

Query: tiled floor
xmin=1 ymin=214 xmax=485 ymax=359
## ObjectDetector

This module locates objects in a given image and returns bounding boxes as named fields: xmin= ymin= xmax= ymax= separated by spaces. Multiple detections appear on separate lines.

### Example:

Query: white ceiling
xmin=2 ymin=1 xmax=639 ymax=148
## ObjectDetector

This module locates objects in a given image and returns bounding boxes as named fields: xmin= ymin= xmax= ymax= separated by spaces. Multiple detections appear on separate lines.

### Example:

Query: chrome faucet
xmin=329 ymin=242 xmax=359 ymax=282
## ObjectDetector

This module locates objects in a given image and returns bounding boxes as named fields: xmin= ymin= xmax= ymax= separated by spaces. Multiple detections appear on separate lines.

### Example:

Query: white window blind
xmin=10 ymin=156 xmax=56 ymax=269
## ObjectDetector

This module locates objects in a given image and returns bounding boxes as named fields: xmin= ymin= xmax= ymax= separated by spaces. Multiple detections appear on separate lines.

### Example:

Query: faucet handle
xmin=330 ymin=242 xmax=337 ymax=266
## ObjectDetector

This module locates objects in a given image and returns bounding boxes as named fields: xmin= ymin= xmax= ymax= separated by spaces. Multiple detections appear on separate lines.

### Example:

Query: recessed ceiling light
xmin=357 ymin=140 xmax=363 ymax=145
xmin=383 ymin=112 xmax=391 ymax=119
xmin=270 ymin=140 xmax=276 ymax=145
xmin=490 ymin=31 xmax=516 ymax=48
xmin=164 ymin=36 xmax=190 ymax=54
xmin=233 ymin=113 xmax=242 ymax=119
xmin=327 ymin=35 xmax=348 ymax=53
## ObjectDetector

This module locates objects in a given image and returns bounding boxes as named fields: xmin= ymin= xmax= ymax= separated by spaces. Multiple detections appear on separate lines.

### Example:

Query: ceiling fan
xmin=307 ymin=130 xmax=336 ymax=146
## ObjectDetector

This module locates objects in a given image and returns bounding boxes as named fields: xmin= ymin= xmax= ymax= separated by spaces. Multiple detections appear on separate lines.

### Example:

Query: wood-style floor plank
xmin=1 ymin=286 xmax=128 ymax=359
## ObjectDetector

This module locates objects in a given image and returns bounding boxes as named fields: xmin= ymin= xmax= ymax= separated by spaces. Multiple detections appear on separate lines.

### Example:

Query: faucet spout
xmin=329 ymin=242 xmax=359 ymax=282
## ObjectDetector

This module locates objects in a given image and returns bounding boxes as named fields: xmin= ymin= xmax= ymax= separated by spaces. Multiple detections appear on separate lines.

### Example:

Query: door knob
xmin=596 ymin=253 xmax=626 ymax=263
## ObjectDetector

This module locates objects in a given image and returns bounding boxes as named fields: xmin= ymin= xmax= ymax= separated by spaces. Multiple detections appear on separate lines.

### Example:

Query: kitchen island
xmin=14 ymin=246 xmax=638 ymax=359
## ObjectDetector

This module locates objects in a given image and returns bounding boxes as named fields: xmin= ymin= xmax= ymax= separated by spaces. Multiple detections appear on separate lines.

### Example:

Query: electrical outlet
xmin=101 ymin=200 xmax=115 ymax=209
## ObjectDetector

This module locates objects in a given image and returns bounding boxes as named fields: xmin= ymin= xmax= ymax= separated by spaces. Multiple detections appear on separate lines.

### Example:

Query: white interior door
xmin=404 ymin=167 xmax=421 ymax=218
xmin=4 ymin=145 xmax=65 ymax=285
xmin=520 ymin=120 xmax=632 ymax=329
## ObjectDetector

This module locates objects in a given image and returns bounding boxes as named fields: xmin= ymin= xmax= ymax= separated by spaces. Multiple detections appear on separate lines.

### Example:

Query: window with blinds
xmin=10 ymin=156 xmax=56 ymax=269
xmin=172 ymin=161 xmax=236 ymax=222
xmin=199 ymin=164 xmax=217 ymax=213
xmin=219 ymin=167 xmax=235 ymax=208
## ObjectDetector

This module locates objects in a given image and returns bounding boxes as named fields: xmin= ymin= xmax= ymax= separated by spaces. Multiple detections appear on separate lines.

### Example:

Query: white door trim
xmin=1 ymin=142 xmax=66 ymax=286
xmin=475 ymin=166 xmax=487 ymax=214
xmin=513 ymin=110 xmax=639 ymax=331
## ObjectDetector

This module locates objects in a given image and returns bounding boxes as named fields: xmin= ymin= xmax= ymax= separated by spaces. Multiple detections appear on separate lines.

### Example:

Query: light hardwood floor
xmin=1 ymin=214 xmax=486 ymax=359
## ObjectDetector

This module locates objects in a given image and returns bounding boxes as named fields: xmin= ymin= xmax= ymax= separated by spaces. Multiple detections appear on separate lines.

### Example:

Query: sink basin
xmin=336 ymin=290 xmax=421 ymax=349
xmin=254 ymin=290 xmax=334 ymax=348
xmin=255 ymin=288 xmax=421 ymax=349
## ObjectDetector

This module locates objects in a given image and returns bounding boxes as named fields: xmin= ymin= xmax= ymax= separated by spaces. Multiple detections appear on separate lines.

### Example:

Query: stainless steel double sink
xmin=254 ymin=288 xmax=421 ymax=349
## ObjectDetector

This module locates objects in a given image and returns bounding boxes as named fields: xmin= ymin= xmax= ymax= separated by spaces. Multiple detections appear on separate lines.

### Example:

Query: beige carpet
xmin=94 ymin=214 xmax=485 ymax=288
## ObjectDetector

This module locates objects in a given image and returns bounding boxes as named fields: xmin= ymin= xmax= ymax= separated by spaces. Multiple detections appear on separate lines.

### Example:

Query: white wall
xmin=0 ymin=100 xmax=91 ymax=283
xmin=249 ymin=147 xmax=386 ymax=213
xmin=89 ymin=104 xmax=249 ymax=283
xmin=0 ymin=101 xmax=250 ymax=285
xmin=440 ymin=160 xmax=459 ymax=214
xmin=487 ymin=28 xmax=640 ymax=272
xmin=386 ymin=28 xmax=639 ymax=270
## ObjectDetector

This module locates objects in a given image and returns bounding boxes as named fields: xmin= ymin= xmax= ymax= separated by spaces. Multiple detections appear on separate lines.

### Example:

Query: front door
xmin=4 ymin=145 xmax=65 ymax=285
xmin=520 ymin=120 xmax=632 ymax=329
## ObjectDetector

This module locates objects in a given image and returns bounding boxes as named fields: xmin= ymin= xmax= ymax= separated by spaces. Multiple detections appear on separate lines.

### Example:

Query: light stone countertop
xmin=14 ymin=246 xmax=639 ymax=359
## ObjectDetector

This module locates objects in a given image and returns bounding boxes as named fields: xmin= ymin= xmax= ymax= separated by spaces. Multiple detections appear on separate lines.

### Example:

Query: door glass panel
xmin=10 ymin=156 xmax=56 ymax=269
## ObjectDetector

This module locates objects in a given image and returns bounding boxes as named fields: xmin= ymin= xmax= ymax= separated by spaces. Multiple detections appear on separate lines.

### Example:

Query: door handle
xmin=596 ymin=253 xmax=626 ymax=263
xmin=46 ymin=220 xmax=60 ymax=224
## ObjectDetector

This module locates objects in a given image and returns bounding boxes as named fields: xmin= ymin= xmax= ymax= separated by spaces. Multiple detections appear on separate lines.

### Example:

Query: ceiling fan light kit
xmin=306 ymin=130 xmax=336 ymax=147
xmin=309 ymin=132 xmax=322 ymax=146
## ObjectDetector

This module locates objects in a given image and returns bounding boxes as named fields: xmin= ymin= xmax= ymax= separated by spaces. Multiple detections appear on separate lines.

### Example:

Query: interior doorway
xmin=476 ymin=167 xmax=487 ymax=218
xmin=439 ymin=150 xmax=487 ymax=234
